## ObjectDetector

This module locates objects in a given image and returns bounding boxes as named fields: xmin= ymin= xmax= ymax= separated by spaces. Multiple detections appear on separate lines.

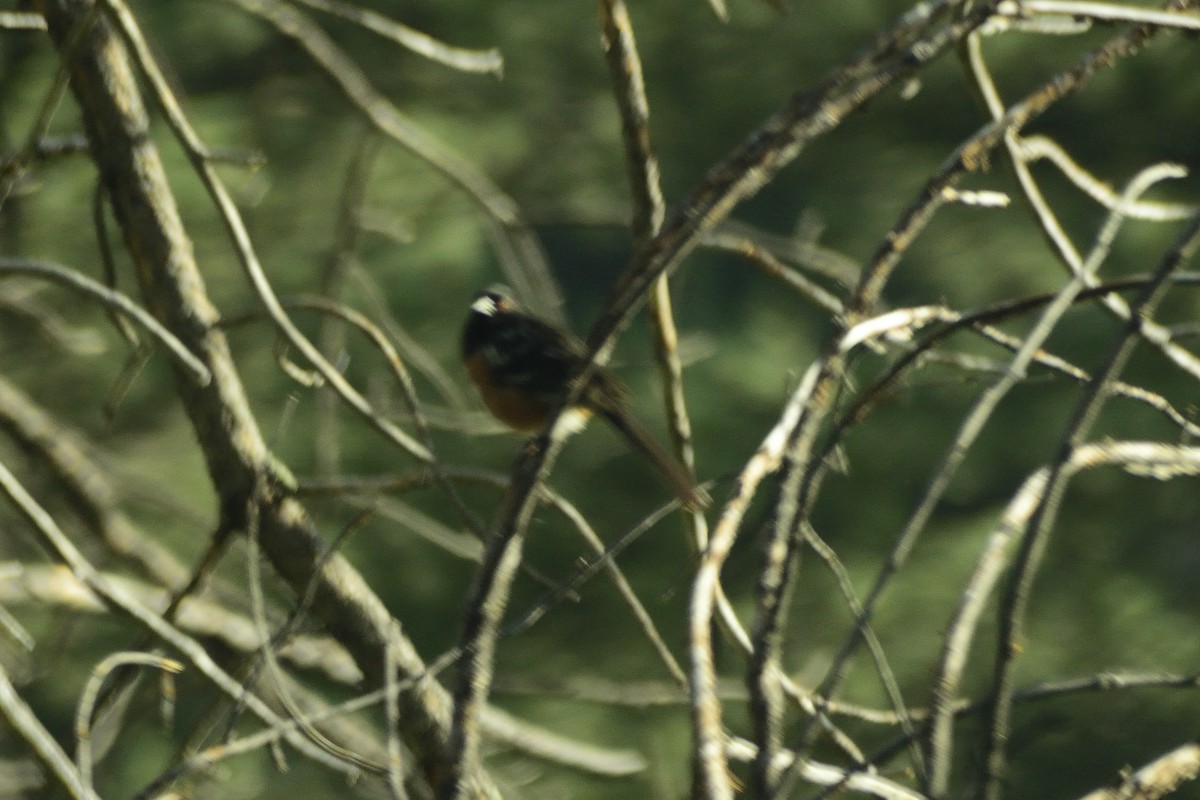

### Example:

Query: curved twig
xmin=221 ymin=0 xmax=564 ymax=325
xmin=980 ymin=205 xmax=1200 ymax=800
xmin=0 ymin=258 xmax=211 ymax=384
xmin=751 ymin=17 xmax=1188 ymax=794
xmin=290 ymin=0 xmax=503 ymax=75
xmin=100 ymin=0 xmax=432 ymax=463
xmin=442 ymin=5 xmax=997 ymax=796
xmin=75 ymin=652 xmax=182 ymax=798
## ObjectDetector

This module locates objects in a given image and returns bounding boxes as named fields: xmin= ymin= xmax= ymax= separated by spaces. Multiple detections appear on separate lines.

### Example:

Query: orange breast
xmin=466 ymin=352 xmax=549 ymax=430
xmin=465 ymin=351 xmax=594 ymax=433
xmin=483 ymin=385 xmax=552 ymax=430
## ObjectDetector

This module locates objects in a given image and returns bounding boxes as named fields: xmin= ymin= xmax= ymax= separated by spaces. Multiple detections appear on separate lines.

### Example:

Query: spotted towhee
xmin=462 ymin=287 xmax=709 ymax=510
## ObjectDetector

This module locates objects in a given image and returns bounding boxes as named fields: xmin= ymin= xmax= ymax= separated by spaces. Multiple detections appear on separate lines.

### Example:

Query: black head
xmin=463 ymin=285 xmax=519 ymax=358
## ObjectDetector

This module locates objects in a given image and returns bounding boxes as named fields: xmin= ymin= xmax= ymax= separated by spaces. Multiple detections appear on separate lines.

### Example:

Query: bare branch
xmin=747 ymin=15 xmax=1191 ymax=794
xmin=220 ymin=0 xmax=563 ymax=325
xmin=290 ymin=0 xmax=503 ymax=76
xmin=981 ymin=205 xmax=1200 ymax=800
xmin=1019 ymin=0 xmax=1200 ymax=29
xmin=100 ymin=0 xmax=433 ymax=464
xmin=0 ymin=12 xmax=47 ymax=29
xmin=1076 ymin=742 xmax=1200 ymax=800
xmin=75 ymin=652 xmax=183 ymax=798
xmin=30 ymin=0 xmax=490 ymax=791
xmin=0 ymin=258 xmax=212 ymax=385
xmin=1017 ymin=135 xmax=1199 ymax=221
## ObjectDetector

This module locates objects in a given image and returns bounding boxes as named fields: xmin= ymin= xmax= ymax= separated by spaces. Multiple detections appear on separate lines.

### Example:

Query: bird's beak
xmin=470 ymin=294 xmax=498 ymax=316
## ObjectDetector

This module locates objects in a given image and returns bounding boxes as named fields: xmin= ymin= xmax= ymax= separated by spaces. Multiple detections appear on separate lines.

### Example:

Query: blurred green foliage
xmin=2 ymin=0 xmax=1200 ymax=797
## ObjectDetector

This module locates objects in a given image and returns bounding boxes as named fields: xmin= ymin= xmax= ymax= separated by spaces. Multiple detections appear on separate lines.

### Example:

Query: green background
xmin=2 ymin=0 xmax=1199 ymax=797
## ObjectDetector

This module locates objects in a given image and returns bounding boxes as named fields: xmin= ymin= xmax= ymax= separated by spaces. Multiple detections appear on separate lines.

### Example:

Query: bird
xmin=461 ymin=286 xmax=709 ymax=510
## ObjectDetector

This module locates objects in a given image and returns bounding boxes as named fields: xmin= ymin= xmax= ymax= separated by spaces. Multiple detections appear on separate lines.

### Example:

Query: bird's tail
xmin=599 ymin=406 xmax=711 ymax=511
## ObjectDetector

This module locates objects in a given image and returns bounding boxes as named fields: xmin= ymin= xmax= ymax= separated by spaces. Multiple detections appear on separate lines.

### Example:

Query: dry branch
xmin=30 ymin=0 xmax=491 ymax=793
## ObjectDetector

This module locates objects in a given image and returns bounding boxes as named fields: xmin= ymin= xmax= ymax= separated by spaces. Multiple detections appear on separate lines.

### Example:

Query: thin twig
xmin=0 ymin=258 xmax=211 ymax=384
xmin=75 ymin=652 xmax=182 ymax=799
xmin=597 ymin=0 xmax=697 ymax=685
xmin=826 ymin=273 xmax=1200 ymax=452
xmin=290 ymin=0 xmax=503 ymax=75
xmin=36 ymin=0 xmax=479 ymax=788
xmin=0 ymin=658 xmax=91 ymax=799
xmin=242 ymin=486 xmax=388 ymax=776
xmin=705 ymin=233 xmax=846 ymax=315
xmin=306 ymin=464 xmax=687 ymax=685
xmin=315 ymin=128 xmax=380 ymax=477
xmin=754 ymin=17 xmax=1186 ymax=792
xmin=383 ymin=630 xmax=411 ymax=800
xmin=271 ymin=296 xmax=487 ymax=538
xmin=1016 ymin=135 xmax=1198 ymax=221
xmin=0 ymin=376 xmax=191 ymax=588
xmin=825 ymin=667 xmax=1200 ymax=797
xmin=221 ymin=0 xmax=564 ymax=325
xmin=981 ymin=207 xmax=1200 ymax=800
xmin=925 ymin=162 xmax=1195 ymax=795
xmin=100 ymin=0 xmax=432 ymax=463
xmin=0 ymin=2 xmax=100 ymax=211
xmin=441 ymin=5 xmax=995 ymax=796
xmin=0 ymin=458 xmax=365 ymax=780
xmin=963 ymin=13 xmax=1200 ymax=383
xmin=748 ymin=308 xmax=949 ymax=795
xmin=0 ymin=11 xmax=48 ymax=29
xmin=90 ymin=181 xmax=140 ymax=348
xmin=1076 ymin=742 xmax=1200 ymax=800
xmin=1018 ymin=0 xmax=1200 ymax=29
xmin=725 ymin=737 xmax=926 ymax=800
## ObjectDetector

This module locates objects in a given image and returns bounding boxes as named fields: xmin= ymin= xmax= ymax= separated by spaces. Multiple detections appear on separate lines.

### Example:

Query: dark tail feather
xmin=600 ymin=406 xmax=711 ymax=510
